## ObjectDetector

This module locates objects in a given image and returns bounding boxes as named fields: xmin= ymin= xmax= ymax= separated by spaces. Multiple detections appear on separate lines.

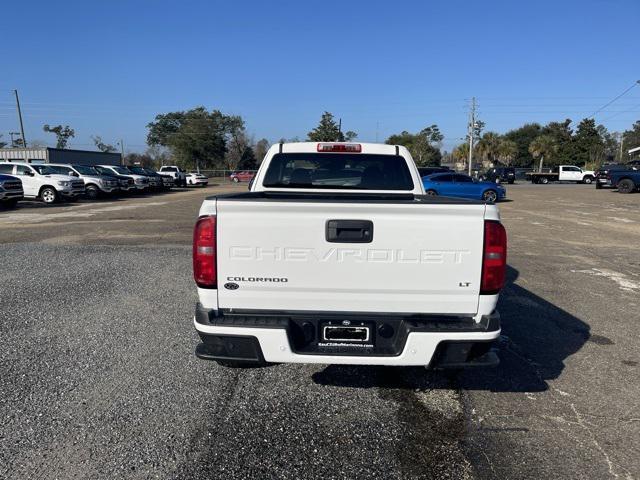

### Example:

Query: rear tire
xmin=483 ymin=189 xmax=498 ymax=203
xmin=40 ymin=187 xmax=58 ymax=204
xmin=540 ymin=177 xmax=549 ymax=184
xmin=617 ymin=178 xmax=636 ymax=194
xmin=583 ymin=176 xmax=593 ymax=184
xmin=232 ymin=177 xmax=240 ymax=183
xmin=508 ymin=179 xmax=514 ymax=184
xmin=595 ymin=181 xmax=602 ymax=190
xmin=425 ymin=189 xmax=438 ymax=196
xmin=2 ymin=199 xmax=19 ymax=208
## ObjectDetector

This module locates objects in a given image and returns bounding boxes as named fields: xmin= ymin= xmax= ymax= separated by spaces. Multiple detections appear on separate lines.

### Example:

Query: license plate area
xmin=321 ymin=321 xmax=371 ymax=343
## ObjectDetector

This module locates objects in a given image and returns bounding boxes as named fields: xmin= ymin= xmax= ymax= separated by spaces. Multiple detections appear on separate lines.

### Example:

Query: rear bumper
xmin=194 ymin=304 xmax=500 ymax=367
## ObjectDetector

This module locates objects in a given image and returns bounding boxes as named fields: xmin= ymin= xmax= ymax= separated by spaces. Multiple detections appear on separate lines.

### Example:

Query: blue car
xmin=422 ymin=172 xmax=506 ymax=203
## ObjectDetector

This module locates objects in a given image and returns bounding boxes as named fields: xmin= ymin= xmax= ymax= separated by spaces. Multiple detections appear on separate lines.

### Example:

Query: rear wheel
xmin=2 ymin=199 xmax=18 ymax=208
xmin=483 ymin=189 xmax=498 ymax=203
xmin=425 ymin=189 xmax=438 ymax=196
xmin=583 ymin=176 xmax=593 ymax=184
xmin=617 ymin=178 xmax=636 ymax=194
xmin=540 ymin=177 xmax=549 ymax=184
xmin=595 ymin=181 xmax=602 ymax=190
xmin=232 ymin=177 xmax=240 ymax=183
xmin=40 ymin=187 xmax=57 ymax=204
xmin=508 ymin=179 xmax=514 ymax=184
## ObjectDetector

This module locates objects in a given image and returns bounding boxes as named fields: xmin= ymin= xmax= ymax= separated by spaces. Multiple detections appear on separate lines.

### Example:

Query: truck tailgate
xmin=216 ymin=199 xmax=486 ymax=315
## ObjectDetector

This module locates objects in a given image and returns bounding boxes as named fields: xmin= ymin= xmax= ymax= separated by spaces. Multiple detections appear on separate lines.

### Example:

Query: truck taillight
xmin=193 ymin=216 xmax=217 ymax=288
xmin=481 ymin=221 xmax=507 ymax=295
xmin=317 ymin=143 xmax=362 ymax=152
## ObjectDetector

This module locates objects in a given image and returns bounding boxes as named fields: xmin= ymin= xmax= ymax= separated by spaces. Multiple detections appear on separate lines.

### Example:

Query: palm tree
xmin=453 ymin=142 xmax=470 ymax=168
xmin=497 ymin=139 xmax=518 ymax=166
xmin=476 ymin=132 xmax=502 ymax=166
xmin=528 ymin=135 xmax=558 ymax=172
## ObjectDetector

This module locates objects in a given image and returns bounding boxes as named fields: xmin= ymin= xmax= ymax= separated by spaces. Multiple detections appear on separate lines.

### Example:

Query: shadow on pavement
xmin=313 ymin=265 xmax=591 ymax=393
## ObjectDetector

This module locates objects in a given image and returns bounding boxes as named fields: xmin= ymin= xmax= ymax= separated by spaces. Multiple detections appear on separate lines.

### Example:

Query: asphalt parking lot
xmin=1 ymin=183 xmax=639 ymax=480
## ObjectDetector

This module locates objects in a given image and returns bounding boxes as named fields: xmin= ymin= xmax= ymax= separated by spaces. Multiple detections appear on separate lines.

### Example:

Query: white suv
xmin=0 ymin=162 xmax=85 ymax=204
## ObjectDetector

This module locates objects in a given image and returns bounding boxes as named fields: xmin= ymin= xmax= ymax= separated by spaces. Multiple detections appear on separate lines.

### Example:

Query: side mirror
xmin=70 ymin=171 xmax=79 ymax=177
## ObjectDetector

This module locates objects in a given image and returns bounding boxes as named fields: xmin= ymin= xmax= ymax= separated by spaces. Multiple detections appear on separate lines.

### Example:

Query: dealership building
xmin=0 ymin=147 xmax=121 ymax=166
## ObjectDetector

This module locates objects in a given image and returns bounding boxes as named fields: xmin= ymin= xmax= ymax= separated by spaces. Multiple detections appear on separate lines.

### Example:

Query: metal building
xmin=0 ymin=147 xmax=121 ymax=166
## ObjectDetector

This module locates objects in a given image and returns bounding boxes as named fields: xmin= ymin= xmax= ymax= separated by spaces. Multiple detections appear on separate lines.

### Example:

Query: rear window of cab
xmin=262 ymin=153 xmax=414 ymax=190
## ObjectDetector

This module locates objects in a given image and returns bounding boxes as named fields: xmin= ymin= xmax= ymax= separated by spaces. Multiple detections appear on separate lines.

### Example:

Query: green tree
xmin=541 ymin=119 xmax=573 ymax=165
xmin=91 ymin=135 xmax=117 ymax=153
xmin=452 ymin=142 xmax=470 ymax=166
xmin=386 ymin=125 xmax=443 ymax=166
xmin=596 ymin=125 xmax=619 ymax=163
xmin=572 ymin=118 xmax=605 ymax=166
xmin=43 ymin=124 xmax=75 ymax=149
xmin=497 ymin=139 xmax=518 ymax=166
xmin=307 ymin=112 xmax=357 ymax=142
xmin=476 ymin=132 xmax=502 ymax=165
xmin=504 ymin=123 xmax=542 ymax=167
xmin=529 ymin=135 xmax=558 ymax=172
xmin=147 ymin=107 xmax=243 ymax=170
xmin=238 ymin=145 xmax=257 ymax=170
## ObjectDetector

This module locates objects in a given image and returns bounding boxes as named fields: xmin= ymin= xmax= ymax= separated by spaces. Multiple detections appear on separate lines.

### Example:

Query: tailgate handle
xmin=326 ymin=220 xmax=373 ymax=243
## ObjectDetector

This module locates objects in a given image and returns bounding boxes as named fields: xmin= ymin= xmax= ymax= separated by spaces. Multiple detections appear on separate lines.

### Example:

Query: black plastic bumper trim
xmin=195 ymin=333 xmax=265 ymax=363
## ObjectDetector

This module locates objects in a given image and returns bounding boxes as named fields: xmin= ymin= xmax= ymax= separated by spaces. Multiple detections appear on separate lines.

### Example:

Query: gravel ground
xmin=0 ymin=183 xmax=638 ymax=479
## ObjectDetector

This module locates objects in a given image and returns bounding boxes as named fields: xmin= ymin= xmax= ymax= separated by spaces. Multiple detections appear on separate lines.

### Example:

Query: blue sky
xmin=1 ymin=0 xmax=639 ymax=153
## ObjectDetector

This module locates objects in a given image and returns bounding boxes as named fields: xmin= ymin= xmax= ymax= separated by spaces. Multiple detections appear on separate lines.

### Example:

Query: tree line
xmin=6 ymin=109 xmax=638 ymax=172
xmin=451 ymin=118 xmax=640 ymax=171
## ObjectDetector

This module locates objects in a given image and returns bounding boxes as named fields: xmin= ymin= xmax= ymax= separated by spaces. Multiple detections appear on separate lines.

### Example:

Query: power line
xmin=587 ymin=80 xmax=640 ymax=120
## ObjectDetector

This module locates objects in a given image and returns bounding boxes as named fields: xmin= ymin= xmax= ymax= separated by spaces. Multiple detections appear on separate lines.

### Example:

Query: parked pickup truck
xmin=47 ymin=164 xmax=120 ymax=198
xmin=609 ymin=169 xmax=640 ymax=193
xmin=0 ymin=174 xmax=23 ymax=207
xmin=527 ymin=165 xmax=595 ymax=184
xmin=159 ymin=166 xmax=187 ymax=187
xmin=193 ymin=142 xmax=506 ymax=369
xmin=0 ymin=161 xmax=85 ymax=203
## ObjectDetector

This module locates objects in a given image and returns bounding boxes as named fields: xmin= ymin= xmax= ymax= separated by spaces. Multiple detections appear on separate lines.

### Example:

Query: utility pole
xmin=375 ymin=121 xmax=379 ymax=143
xmin=119 ymin=139 xmax=124 ymax=165
xmin=618 ymin=132 xmax=624 ymax=162
xmin=467 ymin=97 xmax=476 ymax=176
xmin=338 ymin=118 xmax=342 ymax=141
xmin=14 ymin=90 xmax=27 ymax=148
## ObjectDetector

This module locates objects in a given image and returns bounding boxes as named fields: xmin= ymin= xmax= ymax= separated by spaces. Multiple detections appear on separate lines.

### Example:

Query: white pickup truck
xmin=0 ymin=162 xmax=85 ymax=203
xmin=193 ymin=142 xmax=506 ymax=368
xmin=159 ymin=166 xmax=187 ymax=187
xmin=526 ymin=165 xmax=595 ymax=184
